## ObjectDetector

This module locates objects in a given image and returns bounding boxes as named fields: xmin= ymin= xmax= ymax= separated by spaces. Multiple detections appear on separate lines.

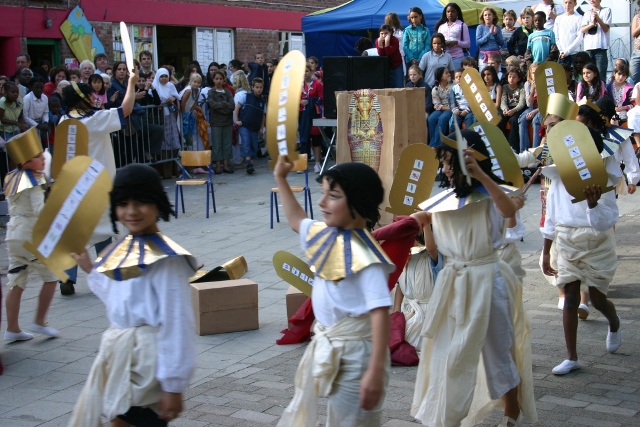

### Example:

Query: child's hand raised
xmin=463 ymin=148 xmax=485 ymax=180
xmin=273 ymin=155 xmax=294 ymax=180
xmin=70 ymin=249 xmax=92 ymax=273
xmin=583 ymin=184 xmax=602 ymax=209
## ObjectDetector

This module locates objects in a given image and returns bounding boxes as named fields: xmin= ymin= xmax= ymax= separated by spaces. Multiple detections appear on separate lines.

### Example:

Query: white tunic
xmin=87 ymin=256 xmax=196 ymax=392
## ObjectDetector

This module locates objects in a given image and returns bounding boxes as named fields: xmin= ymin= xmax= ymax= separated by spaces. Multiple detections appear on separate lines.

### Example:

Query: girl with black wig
xmin=412 ymin=130 xmax=536 ymax=427
xmin=274 ymin=156 xmax=394 ymax=426
xmin=69 ymin=164 xmax=197 ymax=427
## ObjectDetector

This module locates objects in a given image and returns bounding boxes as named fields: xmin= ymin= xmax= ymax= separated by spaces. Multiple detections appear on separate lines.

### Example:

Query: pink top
xmin=438 ymin=20 xmax=470 ymax=59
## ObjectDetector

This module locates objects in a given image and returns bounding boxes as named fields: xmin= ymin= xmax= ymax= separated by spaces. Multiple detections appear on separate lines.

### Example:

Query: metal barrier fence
xmin=0 ymin=104 xmax=184 ymax=184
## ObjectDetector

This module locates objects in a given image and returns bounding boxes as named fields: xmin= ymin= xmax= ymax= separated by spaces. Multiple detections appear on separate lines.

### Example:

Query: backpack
xmin=238 ymin=92 xmax=266 ymax=132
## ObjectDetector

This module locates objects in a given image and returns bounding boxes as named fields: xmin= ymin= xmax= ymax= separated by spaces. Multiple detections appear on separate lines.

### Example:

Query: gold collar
xmin=3 ymin=169 xmax=46 ymax=197
xmin=95 ymin=233 xmax=197 ymax=281
xmin=418 ymin=184 xmax=521 ymax=214
xmin=305 ymin=222 xmax=393 ymax=281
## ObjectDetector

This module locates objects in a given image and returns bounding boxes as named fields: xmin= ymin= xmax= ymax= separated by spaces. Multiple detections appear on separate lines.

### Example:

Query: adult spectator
xmin=631 ymin=2 xmax=640 ymax=84
xmin=79 ymin=59 xmax=95 ymax=83
xmin=17 ymin=68 xmax=33 ymax=100
xmin=94 ymin=53 xmax=109 ymax=74
xmin=139 ymin=50 xmax=154 ymax=75
xmin=554 ymin=0 xmax=583 ymax=66
xmin=228 ymin=59 xmax=244 ymax=80
xmin=435 ymin=3 xmax=470 ymax=70
xmin=580 ymin=0 xmax=611 ymax=80
xmin=107 ymin=61 xmax=129 ymax=108
xmin=43 ymin=66 xmax=69 ymax=98
xmin=15 ymin=53 xmax=31 ymax=73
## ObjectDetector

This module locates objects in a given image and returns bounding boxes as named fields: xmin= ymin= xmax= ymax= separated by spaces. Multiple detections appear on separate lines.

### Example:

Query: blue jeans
xmin=450 ymin=111 xmax=475 ymax=130
xmin=452 ymin=56 xmax=464 ymax=71
xmin=518 ymin=108 xmax=542 ymax=153
xmin=64 ymin=237 xmax=113 ymax=283
xmin=588 ymin=48 xmax=609 ymax=80
xmin=631 ymin=50 xmax=640 ymax=87
xmin=238 ymin=126 xmax=258 ymax=159
xmin=428 ymin=110 xmax=452 ymax=147
xmin=390 ymin=66 xmax=404 ymax=89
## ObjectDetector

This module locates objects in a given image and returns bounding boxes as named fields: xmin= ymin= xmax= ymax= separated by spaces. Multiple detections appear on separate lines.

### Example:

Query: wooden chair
xmin=270 ymin=154 xmax=313 ymax=228
xmin=174 ymin=150 xmax=216 ymax=218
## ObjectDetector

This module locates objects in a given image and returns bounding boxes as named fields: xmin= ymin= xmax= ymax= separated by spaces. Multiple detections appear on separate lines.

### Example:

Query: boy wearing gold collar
xmin=68 ymin=164 xmax=197 ymax=426
xmin=3 ymin=127 xmax=59 ymax=342
xmin=274 ymin=156 xmax=394 ymax=427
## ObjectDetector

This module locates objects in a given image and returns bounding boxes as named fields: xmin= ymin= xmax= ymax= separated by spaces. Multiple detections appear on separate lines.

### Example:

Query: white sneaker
xmin=557 ymin=297 xmax=565 ymax=310
xmin=497 ymin=411 xmax=523 ymax=427
xmin=314 ymin=162 xmax=321 ymax=174
xmin=4 ymin=330 xmax=34 ymax=341
xmin=552 ymin=359 xmax=581 ymax=375
xmin=29 ymin=324 xmax=59 ymax=338
xmin=606 ymin=317 xmax=621 ymax=353
xmin=578 ymin=304 xmax=589 ymax=320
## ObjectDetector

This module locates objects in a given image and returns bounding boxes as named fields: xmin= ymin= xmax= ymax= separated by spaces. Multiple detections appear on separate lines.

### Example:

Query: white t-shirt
xmin=533 ymin=2 xmax=565 ymax=30
xmin=581 ymin=7 xmax=611 ymax=50
xmin=299 ymin=219 xmax=392 ymax=328
xmin=553 ymin=12 xmax=583 ymax=56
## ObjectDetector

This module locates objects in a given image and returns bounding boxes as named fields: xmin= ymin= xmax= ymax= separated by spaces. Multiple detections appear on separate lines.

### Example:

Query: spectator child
xmin=562 ymin=62 xmax=577 ymax=101
xmin=487 ymin=54 xmax=503 ymax=81
xmin=435 ymin=3 xmax=470 ymax=70
xmin=505 ymin=56 xmax=522 ymax=76
xmin=572 ymin=51 xmax=592 ymax=83
xmin=508 ymin=7 xmax=535 ymax=58
xmin=419 ymin=33 xmax=454 ymax=87
xmin=23 ymin=77 xmax=49 ymax=134
xmin=3 ymin=132 xmax=58 ymax=343
xmin=247 ymin=53 xmax=268 ymax=85
xmin=519 ymin=62 xmax=543 ymax=152
xmin=482 ymin=65 xmax=502 ymax=110
xmin=525 ymin=11 xmax=559 ymax=67
xmin=47 ymin=96 xmax=61 ymax=152
xmin=476 ymin=7 xmax=504 ymax=72
xmin=606 ymin=64 xmax=634 ymax=124
xmin=449 ymin=68 xmax=474 ymax=130
xmin=461 ymin=56 xmax=478 ymax=70
xmin=554 ymin=0 xmax=583 ymax=66
xmin=385 ymin=12 xmax=405 ymax=74
xmin=427 ymin=67 xmax=452 ymax=147
xmin=234 ymin=77 xmax=266 ymax=174
xmin=576 ymin=63 xmax=607 ymax=102
xmin=68 ymin=68 xmax=81 ymax=83
xmin=614 ymin=58 xmax=634 ymax=84
xmin=499 ymin=68 xmax=526 ymax=152
xmin=406 ymin=64 xmax=433 ymax=118
xmin=180 ymin=73 xmax=205 ymax=150
xmin=207 ymin=70 xmax=235 ymax=174
xmin=501 ymin=10 xmax=518 ymax=61
xmin=88 ymin=74 xmax=107 ymax=109
xmin=376 ymin=24 xmax=404 ymax=88
xmin=580 ymin=0 xmax=611 ymax=82
xmin=68 ymin=164 xmax=197 ymax=426
xmin=403 ymin=7 xmax=431 ymax=70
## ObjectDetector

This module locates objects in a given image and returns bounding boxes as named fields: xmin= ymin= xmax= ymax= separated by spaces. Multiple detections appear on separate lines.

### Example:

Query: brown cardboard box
xmin=285 ymin=285 xmax=308 ymax=327
xmin=191 ymin=279 xmax=259 ymax=335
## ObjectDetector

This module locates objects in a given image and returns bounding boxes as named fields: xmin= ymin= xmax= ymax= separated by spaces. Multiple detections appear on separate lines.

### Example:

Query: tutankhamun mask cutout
xmin=347 ymin=89 xmax=383 ymax=171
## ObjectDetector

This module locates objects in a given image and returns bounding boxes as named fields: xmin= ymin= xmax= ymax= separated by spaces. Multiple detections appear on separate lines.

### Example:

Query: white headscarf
xmin=152 ymin=68 xmax=180 ymax=102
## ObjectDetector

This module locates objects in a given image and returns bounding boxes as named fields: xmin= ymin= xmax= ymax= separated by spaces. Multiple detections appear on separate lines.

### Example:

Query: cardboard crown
xmin=6 ymin=127 xmax=42 ymax=164
xmin=546 ymin=93 xmax=579 ymax=120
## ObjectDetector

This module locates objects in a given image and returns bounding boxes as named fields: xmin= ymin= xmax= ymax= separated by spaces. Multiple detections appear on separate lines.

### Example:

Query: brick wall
xmin=235 ymin=29 xmax=281 ymax=64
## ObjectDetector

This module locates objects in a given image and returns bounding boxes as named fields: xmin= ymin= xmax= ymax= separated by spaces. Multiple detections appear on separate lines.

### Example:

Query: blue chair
xmin=270 ymin=154 xmax=313 ymax=228
xmin=175 ymin=150 xmax=216 ymax=218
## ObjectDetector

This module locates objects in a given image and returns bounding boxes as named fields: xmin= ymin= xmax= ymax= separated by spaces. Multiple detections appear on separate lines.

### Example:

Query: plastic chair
xmin=270 ymin=154 xmax=313 ymax=228
xmin=174 ymin=150 xmax=216 ymax=218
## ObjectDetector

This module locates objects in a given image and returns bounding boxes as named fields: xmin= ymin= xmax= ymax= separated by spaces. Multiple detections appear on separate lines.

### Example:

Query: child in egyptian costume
xmin=411 ymin=130 xmax=536 ymax=427
xmin=540 ymin=113 xmax=622 ymax=377
xmin=273 ymin=157 xmax=395 ymax=427
xmin=68 ymin=164 xmax=197 ymax=427
xmin=3 ymin=127 xmax=59 ymax=343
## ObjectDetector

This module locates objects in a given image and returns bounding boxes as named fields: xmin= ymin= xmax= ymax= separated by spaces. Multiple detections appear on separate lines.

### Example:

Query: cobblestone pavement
xmin=0 ymin=157 xmax=639 ymax=426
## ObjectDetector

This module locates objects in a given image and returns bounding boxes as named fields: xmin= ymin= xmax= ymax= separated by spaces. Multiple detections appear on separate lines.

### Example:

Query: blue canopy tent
xmin=302 ymin=0 xmax=501 ymax=66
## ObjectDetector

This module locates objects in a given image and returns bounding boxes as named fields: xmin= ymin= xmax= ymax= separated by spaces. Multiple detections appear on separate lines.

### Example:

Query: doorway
xmin=156 ymin=26 xmax=193 ymax=79
xmin=27 ymin=39 xmax=60 ymax=77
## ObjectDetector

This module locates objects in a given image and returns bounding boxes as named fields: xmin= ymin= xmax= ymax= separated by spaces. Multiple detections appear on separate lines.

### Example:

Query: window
xmin=195 ymin=28 xmax=234 ymax=68
xmin=279 ymin=32 xmax=305 ymax=56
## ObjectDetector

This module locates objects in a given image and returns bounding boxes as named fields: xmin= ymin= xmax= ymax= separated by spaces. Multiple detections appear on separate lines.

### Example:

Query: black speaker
xmin=322 ymin=56 xmax=390 ymax=119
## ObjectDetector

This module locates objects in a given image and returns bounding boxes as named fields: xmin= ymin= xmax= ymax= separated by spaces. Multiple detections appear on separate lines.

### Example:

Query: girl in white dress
xmin=412 ymin=130 xmax=536 ymax=427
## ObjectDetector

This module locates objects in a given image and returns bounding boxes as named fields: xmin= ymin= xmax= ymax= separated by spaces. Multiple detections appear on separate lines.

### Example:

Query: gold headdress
xmin=439 ymin=131 xmax=488 ymax=161
xmin=547 ymin=93 xmax=579 ymax=120
xmin=6 ymin=127 xmax=42 ymax=165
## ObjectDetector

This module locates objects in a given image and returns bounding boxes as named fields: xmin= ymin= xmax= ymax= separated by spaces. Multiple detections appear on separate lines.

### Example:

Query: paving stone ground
xmin=0 ymin=156 xmax=639 ymax=426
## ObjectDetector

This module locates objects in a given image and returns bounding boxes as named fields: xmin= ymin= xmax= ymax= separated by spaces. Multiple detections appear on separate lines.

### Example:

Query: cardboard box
xmin=286 ymin=285 xmax=308 ymax=327
xmin=191 ymin=279 xmax=259 ymax=335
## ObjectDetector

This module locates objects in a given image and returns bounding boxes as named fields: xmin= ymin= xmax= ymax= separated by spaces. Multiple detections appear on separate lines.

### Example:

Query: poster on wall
xmin=60 ymin=5 xmax=106 ymax=62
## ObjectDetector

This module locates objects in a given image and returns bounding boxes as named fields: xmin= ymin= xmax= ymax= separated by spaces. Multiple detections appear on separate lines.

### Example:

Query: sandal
xmin=497 ymin=412 xmax=523 ymax=427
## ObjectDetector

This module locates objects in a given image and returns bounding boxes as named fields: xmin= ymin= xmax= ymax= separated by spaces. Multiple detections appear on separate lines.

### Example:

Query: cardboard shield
xmin=52 ymin=119 xmax=89 ymax=180
xmin=460 ymin=68 xmax=500 ymax=125
xmin=469 ymin=122 xmax=525 ymax=188
xmin=386 ymin=144 xmax=439 ymax=215
xmin=266 ymin=50 xmax=305 ymax=168
xmin=535 ymin=61 xmax=568 ymax=117
xmin=273 ymin=251 xmax=313 ymax=297
xmin=546 ymin=120 xmax=613 ymax=203
xmin=24 ymin=156 xmax=112 ymax=282
xmin=190 ymin=256 xmax=248 ymax=283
